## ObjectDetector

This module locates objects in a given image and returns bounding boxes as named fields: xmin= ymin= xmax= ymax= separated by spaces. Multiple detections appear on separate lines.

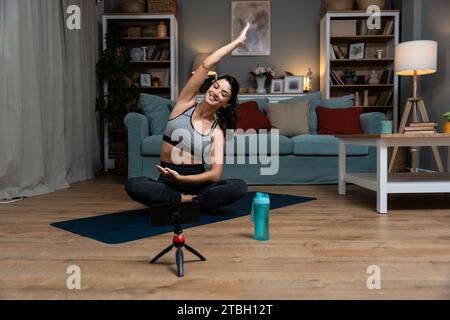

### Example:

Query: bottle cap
xmin=253 ymin=192 xmax=270 ymax=205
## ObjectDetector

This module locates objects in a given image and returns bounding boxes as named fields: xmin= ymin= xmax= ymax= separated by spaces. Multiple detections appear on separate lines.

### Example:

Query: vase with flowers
xmin=249 ymin=65 xmax=275 ymax=94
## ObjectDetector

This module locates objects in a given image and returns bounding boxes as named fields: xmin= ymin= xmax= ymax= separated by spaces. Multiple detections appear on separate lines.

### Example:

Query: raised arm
xmin=170 ymin=23 xmax=250 ymax=115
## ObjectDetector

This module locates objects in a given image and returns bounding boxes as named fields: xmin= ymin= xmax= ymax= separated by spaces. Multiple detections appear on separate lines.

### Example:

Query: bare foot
xmin=181 ymin=194 xmax=193 ymax=202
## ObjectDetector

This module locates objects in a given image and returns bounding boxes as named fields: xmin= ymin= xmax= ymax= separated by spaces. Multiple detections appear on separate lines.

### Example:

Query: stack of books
xmin=404 ymin=122 xmax=437 ymax=134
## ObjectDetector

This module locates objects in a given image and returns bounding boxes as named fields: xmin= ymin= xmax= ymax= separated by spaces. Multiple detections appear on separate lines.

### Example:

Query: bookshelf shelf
xmin=331 ymin=59 xmax=394 ymax=67
xmin=140 ymin=86 xmax=170 ymax=90
xmin=331 ymin=84 xmax=394 ymax=88
xmin=130 ymin=60 xmax=171 ymax=66
xmin=331 ymin=35 xmax=395 ymax=43
xmin=320 ymin=10 xmax=399 ymax=131
xmin=120 ymin=37 xmax=170 ymax=40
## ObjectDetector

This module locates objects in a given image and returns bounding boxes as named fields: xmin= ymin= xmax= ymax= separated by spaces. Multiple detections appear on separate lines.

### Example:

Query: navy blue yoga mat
xmin=51 ymin=192 xmax=315 ymax=244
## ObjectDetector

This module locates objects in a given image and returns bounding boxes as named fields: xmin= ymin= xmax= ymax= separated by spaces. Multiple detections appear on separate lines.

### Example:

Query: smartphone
xmin=149 ymin=201 xmax=200 ymax=226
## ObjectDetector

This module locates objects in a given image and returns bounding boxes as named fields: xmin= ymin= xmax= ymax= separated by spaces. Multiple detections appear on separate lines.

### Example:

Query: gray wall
xmin=178 ymin=0 xmax=322 ymax=90
xmin=393 ymin=0 xmax=450 ymax=171
xmin=420 ymin=0 xmax=450 ymax=171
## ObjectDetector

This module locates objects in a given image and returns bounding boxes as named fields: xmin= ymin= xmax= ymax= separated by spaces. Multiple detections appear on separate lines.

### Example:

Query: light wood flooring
xmin=0 ymin=174 xmax=449 ymax=299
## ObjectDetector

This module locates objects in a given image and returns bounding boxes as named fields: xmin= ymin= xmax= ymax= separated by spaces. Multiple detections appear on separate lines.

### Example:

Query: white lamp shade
xmin=395 ymin=40 xmax=438 ymax=76
xmin=192 ymin=53 xmax=217 ymax=76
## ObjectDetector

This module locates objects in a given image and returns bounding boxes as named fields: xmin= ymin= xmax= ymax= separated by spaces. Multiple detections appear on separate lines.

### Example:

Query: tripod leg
xmin=389 ymin=101 xmax=413 ymax=172
xmin=184 ymin=244 xmax=207 ymax=261
xmin=150 ymin=244 xmax=174 ymax=264
xmin=417 ymin=100 xmax=445 ymax=172
xmin=176 ymin=248 xmax=184 ymax=277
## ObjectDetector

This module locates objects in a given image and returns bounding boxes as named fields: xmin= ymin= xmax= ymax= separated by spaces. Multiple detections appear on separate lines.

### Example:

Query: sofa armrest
xmin=124 ymin=112 xmax=149 ymax=178
xmin=360 ymin=112 xmax=388 ymax=134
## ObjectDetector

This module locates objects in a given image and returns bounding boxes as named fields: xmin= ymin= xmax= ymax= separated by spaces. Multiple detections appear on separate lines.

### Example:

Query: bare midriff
xmin=160 ymin=141 xmax=203 ymax=165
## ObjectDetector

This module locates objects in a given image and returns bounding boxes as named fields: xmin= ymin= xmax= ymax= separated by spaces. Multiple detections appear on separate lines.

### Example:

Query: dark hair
xmin=213 ymin=75 xmax=240 ymax=133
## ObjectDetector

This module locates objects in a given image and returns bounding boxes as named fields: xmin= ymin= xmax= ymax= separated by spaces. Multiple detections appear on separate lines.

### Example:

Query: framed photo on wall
xmin=231 ymin=1 xmax=271 ymax=56
xmin=284 ymin=76 xmax=304 ymax=94
xmin=270 ymin=79 xmax=283 ymax=94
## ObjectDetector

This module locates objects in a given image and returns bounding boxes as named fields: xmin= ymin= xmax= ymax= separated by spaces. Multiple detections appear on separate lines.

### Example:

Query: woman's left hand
xmin=237 ymin=22 xmax=250 ymax=44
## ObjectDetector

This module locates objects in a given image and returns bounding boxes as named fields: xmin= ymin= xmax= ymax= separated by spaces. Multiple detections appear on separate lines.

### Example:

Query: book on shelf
xmin=330 ymin=72 xmax=338 ymax=85
xmin=375 ymin=91 xmax=392 ymax=106
xmin=404 ymin=126 xmax=436 ymax=132
xmin=332 ymin=45 xmax=346 ymax=59
xmin=330 ymin=47 xmax=337 ymax=60
xmin=330 ymin=70 xmax=344 ymax=85
xmin=379 ymin=69 xmax=394 ymax=84
xmin=409 ymin=122 xmax=438 ymax=127
xmin=149 ymin=44 xmax=161 ymax=60
xmin=404 ymin=130 xmax=436 ymax=134
xmin=382 ymin=21 xmax=394 ymax=35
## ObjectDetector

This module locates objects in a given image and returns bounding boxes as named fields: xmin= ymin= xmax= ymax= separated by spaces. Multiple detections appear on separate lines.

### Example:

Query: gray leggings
xmin=125 ymin=162 xmax=248 ymax=212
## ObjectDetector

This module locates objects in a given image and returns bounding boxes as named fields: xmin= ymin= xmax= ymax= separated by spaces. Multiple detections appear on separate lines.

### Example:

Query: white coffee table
xmin=336 ymin=133 xmax=450 ymax=214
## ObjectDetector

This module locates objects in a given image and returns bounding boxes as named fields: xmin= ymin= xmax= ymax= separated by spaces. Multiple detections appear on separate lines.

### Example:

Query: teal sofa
xmin=124 ymin=93 xmax=387 ymax=184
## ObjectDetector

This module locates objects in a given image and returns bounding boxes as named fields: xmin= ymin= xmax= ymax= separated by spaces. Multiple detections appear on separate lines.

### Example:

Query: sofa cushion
xmin=267 ymin=99 xmax=310 ymax=137
xmin=236 ymin=101 xmax=272 ymax=131
xmin=226 ymin=133 xmax=292 ymax=155
xmin=309 ymin=94 xmax=355 ymax=134
xmin=139 ymin=94 xmax=175 ymax=135
xmin=141 ymin=134 xmax=163 ymax=156
xmin=237 ymin=97 xmax=268 ymax=115
xmin=292 ymin=134 xmax=369 ymax=156
xmin=316 ymin=106 xmax=363 ymax=135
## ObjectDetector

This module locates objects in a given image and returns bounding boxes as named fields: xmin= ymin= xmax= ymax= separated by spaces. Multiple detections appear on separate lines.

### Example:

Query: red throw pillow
xmin=316 ymin=106 xmax=363 ymax=135
xmin=236 ymin=101 xmax=271 ymax=132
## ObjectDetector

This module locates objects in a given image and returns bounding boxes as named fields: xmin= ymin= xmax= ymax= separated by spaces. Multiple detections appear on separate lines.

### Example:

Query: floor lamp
xmin=389 ymin=40 xmax=444 ymax=173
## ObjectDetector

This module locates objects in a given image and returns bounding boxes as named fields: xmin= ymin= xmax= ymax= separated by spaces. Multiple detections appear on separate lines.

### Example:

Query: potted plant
xmin=443 ymin=112 xmax=450 ymax=133
xmin=96 ymin=24 xmax=141 ymax=176
xmin=341 ymin=68 xmax=356 ymax=85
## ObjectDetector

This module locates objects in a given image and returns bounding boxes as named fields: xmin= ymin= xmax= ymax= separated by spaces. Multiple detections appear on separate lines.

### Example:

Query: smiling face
xmin=205 ymin=79 xmax=232 ymax=108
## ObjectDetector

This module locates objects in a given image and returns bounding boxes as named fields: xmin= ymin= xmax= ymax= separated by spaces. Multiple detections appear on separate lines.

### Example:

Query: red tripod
xmin=149 ymin=205 xmax=206 ymax=277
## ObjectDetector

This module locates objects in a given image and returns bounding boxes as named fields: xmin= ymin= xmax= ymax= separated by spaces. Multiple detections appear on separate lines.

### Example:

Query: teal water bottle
xmin=252 ymin=193 xmax=270 ymax=241
xmin=250 ymin=192 xmax=265 ymax=222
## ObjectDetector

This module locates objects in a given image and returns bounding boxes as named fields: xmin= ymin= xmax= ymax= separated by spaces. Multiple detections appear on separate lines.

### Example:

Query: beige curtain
xmin=0 ymin=0 xmax=101 ymax=200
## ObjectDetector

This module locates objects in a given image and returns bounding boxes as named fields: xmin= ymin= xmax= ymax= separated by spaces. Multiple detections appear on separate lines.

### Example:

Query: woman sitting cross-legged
xmin=125 ymin=23 xmax=250 ymax=213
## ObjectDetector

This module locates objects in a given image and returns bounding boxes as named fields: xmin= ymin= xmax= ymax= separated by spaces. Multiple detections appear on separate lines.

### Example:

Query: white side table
xmin=337 ymin=133 xmax=450 ymax=214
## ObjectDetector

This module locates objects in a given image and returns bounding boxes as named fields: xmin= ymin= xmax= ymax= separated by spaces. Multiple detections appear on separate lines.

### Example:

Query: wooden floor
xmin=1 ymin=173 xmax=449 ymax=300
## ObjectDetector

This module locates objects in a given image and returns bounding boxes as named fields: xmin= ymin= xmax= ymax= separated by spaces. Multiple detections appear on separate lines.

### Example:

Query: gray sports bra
xmin=163 ymin=103 xmax=219 ymax=163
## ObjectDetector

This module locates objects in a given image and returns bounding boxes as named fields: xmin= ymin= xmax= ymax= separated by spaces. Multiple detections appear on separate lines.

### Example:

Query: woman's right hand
xmin=156 ymin=165 xmax=168 ymax=176
xmin=236 ymin=22 xmax=250 ymax=45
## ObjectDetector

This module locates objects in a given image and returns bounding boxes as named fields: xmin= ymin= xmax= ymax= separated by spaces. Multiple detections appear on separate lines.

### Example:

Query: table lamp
xmin=389 ymin=40 xmax=444 ymax=172
xmin=192 ymin=53 xmax=217 ymax=93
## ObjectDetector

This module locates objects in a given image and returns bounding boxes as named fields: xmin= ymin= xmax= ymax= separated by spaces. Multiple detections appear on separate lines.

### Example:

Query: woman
xmin=125 ymin=23 xmax=250 ymax=213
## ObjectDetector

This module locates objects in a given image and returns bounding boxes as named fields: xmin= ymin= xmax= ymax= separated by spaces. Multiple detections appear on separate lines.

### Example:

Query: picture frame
xmin=270 ymin=79 xmax=283 ymax=94
xmin=140 ymin=73 xmax=152 ymax=88
xmin=348 ymin=42 xmax=365 ymax=60
xmin=231 ymin=1 xmax=271 ymax=56
xmin=284 ymin=76 xmax=304 ymax=94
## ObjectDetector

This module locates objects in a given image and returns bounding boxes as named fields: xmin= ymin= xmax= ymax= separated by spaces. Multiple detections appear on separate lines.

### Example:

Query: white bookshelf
xmin=320 ymin=10 xmax=400 ymax=131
